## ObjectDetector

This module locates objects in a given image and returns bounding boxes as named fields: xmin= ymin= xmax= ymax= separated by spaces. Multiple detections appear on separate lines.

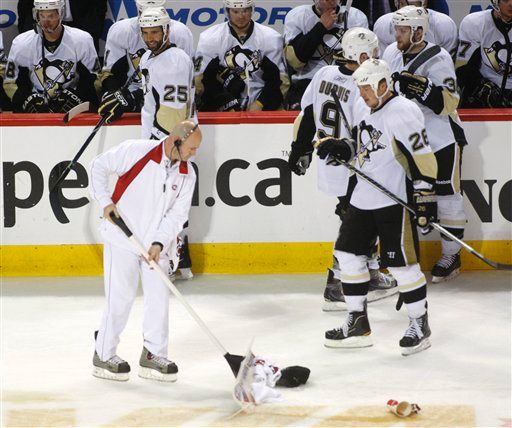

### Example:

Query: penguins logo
xmin=130 ymin=48 xmax=147 ymax=81
xmin=356 ymin=121 xmax=385 ymax=167
xmin=224 ymin=46 xmax=262 ymax=80
xmin=484 ymin=41 xmax=512 ymax=76
xmin=316 ymin=22 xmax=345 ymax=64
xmin=34 ymin=59 xmax=74 ymax=98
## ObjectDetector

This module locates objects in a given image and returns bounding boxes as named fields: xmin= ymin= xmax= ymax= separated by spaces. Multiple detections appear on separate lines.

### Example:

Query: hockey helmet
xmin=136 ymin=0 xmax=166 ymax=13
xmin=490 ymin=0 xmax=499 ymax=11
xmin=394 ymin=0 xmax=427 ymax=9
xmin=139 ymin=7 xmax=171 ymax=52
xmin=33 ymin=0 xmax=65 ymax=32
xmin=353 ymin=58 xmax=392 ymax=99
xmin=392 ymin=5 xmax=429 ymax=35
xmin=341 ymin=27 xmax=379 ymax=64
xmin=223 ymin=0 xmax=255 ymax=9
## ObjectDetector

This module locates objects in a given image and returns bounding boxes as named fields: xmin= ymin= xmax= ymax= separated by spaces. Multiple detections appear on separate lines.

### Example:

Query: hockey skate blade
xmin=138 ymin=367 xmax=177 ymax=382
xmin=431 ymin=268 xmax=460 ymax=283
xmin=367 ymin=287 xmax=399 ymax=303
xmin=322 ymin=300 xmax=347 ymax=312
xmin=92 ymin=367 xmax=129 ymax=382
xmin=401 ymin=338 xmax=431 ymax=356
xmin=324 ymin=335 xmax=373 ymax=348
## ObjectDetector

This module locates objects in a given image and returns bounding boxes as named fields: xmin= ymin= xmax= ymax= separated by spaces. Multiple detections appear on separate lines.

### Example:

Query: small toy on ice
xmin=387 ymin=399 xmax=421 ymax=418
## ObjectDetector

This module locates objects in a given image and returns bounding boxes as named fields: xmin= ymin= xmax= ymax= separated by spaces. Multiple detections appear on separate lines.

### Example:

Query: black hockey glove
xmin=288 ymin=140 xmax=313 ymax=176
xmin=98 ymin=88 xmax=136 ymax=124
xmin=49 ymin=88 xmax=83 ymax=113
xmin=393 ymin=71 xmax=433 ymax=101
xmin=211 ymin=92 xmax=242 ymax=112
xmin=413 ymin=184 xmax=437 ymax=235
xmin=316 ymin=137 xmax=356 ymax=165
xmin=217 ymin=67 xmax=246 ymax=97
xmin=22 ymin=93 xmax=50 ymax=113
xmin=468 ymin=78 xmax=512 ymax=108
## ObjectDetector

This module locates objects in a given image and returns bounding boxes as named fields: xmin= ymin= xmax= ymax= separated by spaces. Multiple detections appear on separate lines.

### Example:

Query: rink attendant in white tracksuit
xmin=89 ymin=121 xmax=201 ymax=381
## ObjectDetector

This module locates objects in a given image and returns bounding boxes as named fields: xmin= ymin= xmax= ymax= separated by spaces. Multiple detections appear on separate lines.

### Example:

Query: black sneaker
xmin=325 ymin=305 xmax=372 ymax=348
xmin=431 ymin=253 xmax=461 ymax=283
xmin=400 ymin=311 xmax=431 ymax=356
xmin=322 ymin=269 xmax=345 ymax=312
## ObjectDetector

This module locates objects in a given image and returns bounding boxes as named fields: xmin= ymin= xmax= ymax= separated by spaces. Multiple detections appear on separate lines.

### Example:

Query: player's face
xmin=316 ymin=0 xmax=338 ymax=14
xmin=358 ymin=84 xmax=379 ymax=108
xmin=396 ymin=0 xmax=425 ymax=8
xmin=227 ymin=8 xmax=252 ymax=31
xmin=38 ymin=9 xmax=61 ymax=33
xmin=498 ymin=0 xmax=512 ymax=22
xmin=394 ymin=25 xmax=412 ymax=51
xmin=142 ymin=27 xmax=165 ymax=52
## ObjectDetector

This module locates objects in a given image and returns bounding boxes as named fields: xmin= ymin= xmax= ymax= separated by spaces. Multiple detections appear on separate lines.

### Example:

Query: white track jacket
xmin=90 ymin=138 xmax=196 ymax=259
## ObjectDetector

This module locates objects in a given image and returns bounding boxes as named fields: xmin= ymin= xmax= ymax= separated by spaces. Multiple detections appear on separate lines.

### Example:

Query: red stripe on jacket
xmin=112 ymin=143 xmax=163 ymax=204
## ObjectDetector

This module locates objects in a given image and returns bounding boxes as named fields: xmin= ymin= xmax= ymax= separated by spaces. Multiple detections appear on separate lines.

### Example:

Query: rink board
xmin=1 ymin=111 xmax=511 ymax=276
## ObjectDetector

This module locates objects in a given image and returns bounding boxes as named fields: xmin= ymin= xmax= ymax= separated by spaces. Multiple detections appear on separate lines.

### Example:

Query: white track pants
xmin=95 ymin=243 xmax=170 ymax=361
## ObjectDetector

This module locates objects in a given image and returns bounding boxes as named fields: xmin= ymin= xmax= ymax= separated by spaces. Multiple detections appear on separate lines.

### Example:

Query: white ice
xmin=1 ymin=271 xmax=511 ymax=427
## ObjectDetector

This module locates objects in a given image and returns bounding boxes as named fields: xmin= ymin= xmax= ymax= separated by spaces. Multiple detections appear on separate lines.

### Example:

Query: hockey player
xmin=373 ymin=0 xmax=457 ymax=60
xmin=283 ymin=0 xmax=368 ymax=110
xmin=3 ymin=0 xmax=100 ymax=113
xmin=318 ymin=58 xmax=437 ymax=356
xmin=194 ymin=0 xmax=289 ymax=112
xmin=383 ymin=6 xmax=468 ymax=282
xmin=90 ymin=120 xmax=202 ymax=381
xmin=288 ymin=27 xmax=397 ymax=311
xmin=0 ymin=31 xmax=11 ymax=111
xmin=98 ymin=0 xmax=194 ymax=124
xmin=456 ymin=0 xmax=512 ymax=108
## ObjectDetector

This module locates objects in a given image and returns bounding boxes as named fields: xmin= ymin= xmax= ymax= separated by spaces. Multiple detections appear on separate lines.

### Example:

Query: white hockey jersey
xmin=457 ymin=10 xmax=512 ymax=90
xmin=195 ymin=21 xmax=288 ymax=108
xmin=0 ymin=31 xmax=6 ymax=79
xmin=101 ymin=16 xmax=194 ymax=92
xmin=140 ymin=46 xmax=196 ymax=140
xmin=4 ymin=26 xmax=99 ymax=99
xmin=383 ymin=42 xmax=463 ymax=152
xmin=90 ymin=138 xmax=196 ymax=259
xmin=373 ymin=9 xmax=458 ymax=60
xmin=298 ymin=65 xmax=366 ymax=196
xmin=350 ymin=95 xmax=435 ymax=210
xmin=283 ymin=4 xmax=368 ymax=81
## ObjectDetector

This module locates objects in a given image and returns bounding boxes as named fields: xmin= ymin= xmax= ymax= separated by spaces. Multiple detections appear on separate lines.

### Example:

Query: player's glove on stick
xmin=22 ymin=93 xmax=50 ymax=113
xmin=288 ymin=140 xmax=313 ymax=175
xmin=49 ymin=87 xmax=83 ymax=113
xmin=316 ymin=137 xmax=356 ymax=165
xmin=98 ymin=88 xmax=136 ymax=124
xmin=413 ymin=184 xmax=437 ymax=235
xmin=469 ymin=78 xmax=512 ymax=108
xmin=217 ymin=67 xmax=246 ymax=97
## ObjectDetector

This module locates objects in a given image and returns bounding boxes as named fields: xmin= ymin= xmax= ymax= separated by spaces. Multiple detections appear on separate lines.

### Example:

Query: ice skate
xmin=368 ymin=269 xmax=398 ymax=302
xmin=400 ymin=311 xmax=431 ymax=356
xmin=431 ymin=253 xmax=461 ymax=283
xmin=322 ymin=269 xmax=345 ymax=312
xmin=139 ymin=347 xmax=178 ymax=382
xmin=325 ymin=305 xmax=372 ymax=348
xmin=177 ymin=267 xmax=194 ymax=280
xmin=92 ymin=352 xmax=130 ymax=381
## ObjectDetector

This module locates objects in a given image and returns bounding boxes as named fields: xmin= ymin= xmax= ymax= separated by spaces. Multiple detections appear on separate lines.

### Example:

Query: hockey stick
xmin=318 ymin=0 xmax=352 ymax=62
xmin=109 ymin=212 xmax=245 ymax=376
xmin=63 ymin=101 xmax=91 ymax=123
xmin=327 ymin=91 xmax=512 ymax=270
xmin=49 ymin=68 xmax=141 ymax=223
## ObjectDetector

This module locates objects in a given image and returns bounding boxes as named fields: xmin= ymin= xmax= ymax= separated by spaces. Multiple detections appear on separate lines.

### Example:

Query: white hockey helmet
xmin=341 ymin=27 xmax=379 ymax=64
xmin=33 ymin=0 xmax=65 ymax=32
xmin=139 ymin=7 xmax=171 ymax=52
xmin=223 ymin=0 xmax=255 ymax=9
xmin=353 ymin=59 xmax=392 ymax=100
xmin=392 ymin=5 xmax=429 ymax=35
xmin=490 ymin=0 xmax=500 ymax=11
xmin=394 ymin=0 xmax=427 ymax=9
xmin=136 ymin=0 xmax=166 ymax=13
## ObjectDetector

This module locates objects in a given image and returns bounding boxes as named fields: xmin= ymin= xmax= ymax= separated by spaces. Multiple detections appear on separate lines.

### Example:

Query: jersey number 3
xmin=164 ymin=85 xmax=188 ymax=102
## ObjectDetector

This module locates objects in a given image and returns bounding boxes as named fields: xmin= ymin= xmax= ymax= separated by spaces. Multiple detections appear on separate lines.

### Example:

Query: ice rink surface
xmin=1 ymin=271 xmax=511 ymax=427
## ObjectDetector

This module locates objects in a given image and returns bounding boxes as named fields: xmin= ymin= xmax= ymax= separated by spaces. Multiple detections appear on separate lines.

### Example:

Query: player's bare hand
xmin=320 ymin=9 xmax=337 ymax=29
xmin=104 ymin=204 xmax=120 ymax=224
xmin=147 ymin=244 xmax=162 ymax=263
xmin=248 ymin=101 xmax=263 ymax=111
